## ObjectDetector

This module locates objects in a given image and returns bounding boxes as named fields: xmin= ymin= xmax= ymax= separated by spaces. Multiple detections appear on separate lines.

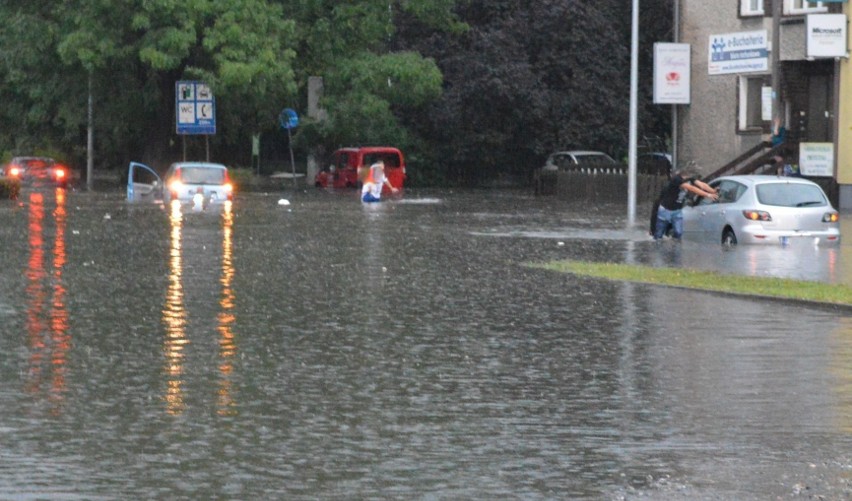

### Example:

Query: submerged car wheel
xmin=722 ymin=228 xmax=737 ymax=246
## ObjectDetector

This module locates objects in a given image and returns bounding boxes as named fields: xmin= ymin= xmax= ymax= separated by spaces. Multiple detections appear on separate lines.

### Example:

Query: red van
xmin=315 ymin=146 xmax=406 ymax=193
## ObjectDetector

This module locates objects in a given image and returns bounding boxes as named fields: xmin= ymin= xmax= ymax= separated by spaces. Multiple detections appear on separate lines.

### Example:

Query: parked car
xmin=315 ymin=146 xmax=406 ymax=193
xmin=542 ymin=150 xmax=618 ymax=171
xmin=1 ymin=156 xmax=69 ymax=188
xmin=682 ymin=175 xmax=840 ymax=246
xmin=637 ymin=152 xmax=673 ymax=177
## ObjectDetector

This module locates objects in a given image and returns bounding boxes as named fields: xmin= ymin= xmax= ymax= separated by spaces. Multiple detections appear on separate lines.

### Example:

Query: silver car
xmin=682 ymin=175 xmax=840 ymax=246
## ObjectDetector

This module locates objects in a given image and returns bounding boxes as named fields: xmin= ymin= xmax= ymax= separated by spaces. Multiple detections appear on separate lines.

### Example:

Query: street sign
xmin=279 ymin=108 xmax=299 ymax=130
xmin=176 ymin=81 xmax=216 ymax=135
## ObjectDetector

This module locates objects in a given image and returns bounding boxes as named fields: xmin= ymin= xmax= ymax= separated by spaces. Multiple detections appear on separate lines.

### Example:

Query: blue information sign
xmin=176 ymin=81 xmax=216 ymax=135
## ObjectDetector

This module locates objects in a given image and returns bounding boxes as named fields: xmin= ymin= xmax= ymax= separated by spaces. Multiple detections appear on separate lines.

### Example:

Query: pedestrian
xmin=361 ymin=160 xmax=398 ymax=203
xmin=653 ymin=167 xmax=718 ymax=240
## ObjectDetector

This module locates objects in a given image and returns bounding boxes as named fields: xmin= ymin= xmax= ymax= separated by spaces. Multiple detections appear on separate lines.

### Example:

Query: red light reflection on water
xmin=24 ymin=189 xmax=69 ymax=414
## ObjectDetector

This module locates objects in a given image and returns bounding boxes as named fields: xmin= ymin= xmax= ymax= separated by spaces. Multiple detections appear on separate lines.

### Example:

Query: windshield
xmin=179 ymin=167 xmax=226 ymax=184
xmin=755 ymin=183 xmax=827 ymax=207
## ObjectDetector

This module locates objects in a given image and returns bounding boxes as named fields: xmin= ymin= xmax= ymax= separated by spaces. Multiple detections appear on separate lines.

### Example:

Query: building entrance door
xmin=806 ymin=74 xmax=833 ymax=143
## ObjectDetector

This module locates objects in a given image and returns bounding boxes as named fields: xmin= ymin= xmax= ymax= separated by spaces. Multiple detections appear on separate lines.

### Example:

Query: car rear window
xmin=755 ymin=183 xmax=827 ymax=207
xmin=180 ymin=167 xmax=226 ymax=184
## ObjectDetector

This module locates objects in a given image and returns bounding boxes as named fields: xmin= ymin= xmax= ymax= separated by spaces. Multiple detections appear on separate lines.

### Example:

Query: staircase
xmin=702 ymin=141 xmax=795 ymax=181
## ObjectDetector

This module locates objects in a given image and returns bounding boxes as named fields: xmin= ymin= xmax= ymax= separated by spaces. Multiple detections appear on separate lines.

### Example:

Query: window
xmin=785 ymin=0 xmax=827 ymax=14
xmin=741 ymin=0 xmax=764 ymax=16
xmin=738 ymin=76 xmax=769 ymax=132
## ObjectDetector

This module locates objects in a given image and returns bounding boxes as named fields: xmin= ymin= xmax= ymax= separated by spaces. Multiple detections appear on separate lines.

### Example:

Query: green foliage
xmin=0 ymin=0 xmax=671 ymax=187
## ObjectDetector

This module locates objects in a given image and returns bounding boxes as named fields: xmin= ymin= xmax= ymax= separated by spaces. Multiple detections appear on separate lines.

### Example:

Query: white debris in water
xmin=278 ymin=199 xmax=290 ymax=206
xmin=103 ymin=213 xmax=111 ymax=220
xmin=557 ymin=241 xmax=565 ymax=246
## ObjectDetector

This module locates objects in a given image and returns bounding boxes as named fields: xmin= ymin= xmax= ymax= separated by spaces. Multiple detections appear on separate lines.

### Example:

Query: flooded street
xmin=1 ymin=187 xmax=851 ymax=500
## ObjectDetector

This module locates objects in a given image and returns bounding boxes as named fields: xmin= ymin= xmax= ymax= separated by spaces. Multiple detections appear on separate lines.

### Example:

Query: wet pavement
xmin=0 ymin=187 xmax=850 ymax=500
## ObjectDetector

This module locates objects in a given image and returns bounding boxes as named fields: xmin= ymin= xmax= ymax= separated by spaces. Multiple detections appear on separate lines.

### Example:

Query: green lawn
xmin=528 ymin=259 xmax=852 ymax=307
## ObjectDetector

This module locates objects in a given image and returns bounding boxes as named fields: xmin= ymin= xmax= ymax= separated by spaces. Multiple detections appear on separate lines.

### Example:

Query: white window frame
xmin=738 ymin=75 xmax=769 ymax=132
xmin=785 ymin=0 xmax=827 ymax=15
xmin=741 ymin=0 xmax=765 ymax=16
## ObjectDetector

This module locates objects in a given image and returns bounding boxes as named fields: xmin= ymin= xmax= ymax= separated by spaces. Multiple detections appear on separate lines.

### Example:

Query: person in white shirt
xmin=361 ymin=160 xmax=398 ymax=202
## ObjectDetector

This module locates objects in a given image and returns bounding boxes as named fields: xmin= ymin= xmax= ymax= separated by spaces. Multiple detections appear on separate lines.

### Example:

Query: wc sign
xmin=176 ymin=81 xmax=216 ymax=135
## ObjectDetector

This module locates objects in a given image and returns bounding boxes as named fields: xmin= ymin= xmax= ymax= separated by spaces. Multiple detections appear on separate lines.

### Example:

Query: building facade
xmin=677 ymin=0 xmax=850 ymax=206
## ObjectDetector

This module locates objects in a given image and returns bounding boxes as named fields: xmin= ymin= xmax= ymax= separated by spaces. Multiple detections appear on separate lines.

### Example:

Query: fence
xmin=534 ymin=166 xmax=668 ymax=204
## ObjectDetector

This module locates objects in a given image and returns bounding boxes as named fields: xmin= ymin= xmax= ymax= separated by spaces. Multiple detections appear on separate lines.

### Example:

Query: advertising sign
xmin=176 ymin=81 xmax=216 ymax=135
xmin=807 ymin=14 xmax=847 ymax=58
xmin=653 ymin=43 xmax=691 ymax=104
xmin=799 ymin=142 xmax=834 ymax=177
xmin=708 ymin=30 xmax=768 ymax=75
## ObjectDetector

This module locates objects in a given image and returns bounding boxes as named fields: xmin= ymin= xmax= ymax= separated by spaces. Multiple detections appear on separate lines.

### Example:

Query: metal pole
xmin=672 ymin=0 xmax=679 ymax=170
xmin=287 ymin=127 xmax=297 ymax=189
xmin=86 ymin=71 xmax=94 ymax=191
xmin=627 ymin=0 xmax=640 ymax=225
xmin=771 ymin=0 xmax=782 ymax=127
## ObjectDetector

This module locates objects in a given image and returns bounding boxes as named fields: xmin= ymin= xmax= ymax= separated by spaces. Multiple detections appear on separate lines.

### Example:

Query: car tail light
xmin=8 ymin=165 xmax=21 ymax=177
xmin=823 ymin=212 xmax=839 ymax=223
xmin=223 ymin=183 xmax=233 ymax=193
xmin=742 ymin=210 xmax=771 ymax=221
xmin=168 ymin=180 xmax=184 ymax=193
xmin=54 ymin=168 xmax=66 ymax=179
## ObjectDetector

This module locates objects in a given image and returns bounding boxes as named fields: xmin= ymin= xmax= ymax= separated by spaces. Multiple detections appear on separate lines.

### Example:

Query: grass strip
xmin=529 ymin=260 xmax=852 ymax=306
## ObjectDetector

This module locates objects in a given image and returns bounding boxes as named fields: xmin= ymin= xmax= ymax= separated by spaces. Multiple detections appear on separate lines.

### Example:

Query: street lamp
xmin=627 ymin=0 xmax=640 ymax=225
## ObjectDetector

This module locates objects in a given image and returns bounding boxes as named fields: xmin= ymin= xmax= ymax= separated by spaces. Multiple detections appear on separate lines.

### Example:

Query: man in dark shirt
xmin=653 ymin=169 xmax=718 ymax=240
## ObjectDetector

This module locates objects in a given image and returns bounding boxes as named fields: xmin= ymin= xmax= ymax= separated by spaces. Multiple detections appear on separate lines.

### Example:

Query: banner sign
xmin=176 ymin=81 xmax=216 ymax=135
xmin=653 ymin=43 xmax=691 ymax=104
xmin=708 ymin=30 xmax=768 ymax=75
xmin=807 ymin=14 xmax=847 ymax=58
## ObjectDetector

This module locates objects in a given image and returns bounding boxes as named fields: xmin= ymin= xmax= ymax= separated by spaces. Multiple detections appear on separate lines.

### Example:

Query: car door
xmin=127 ymin=162 xmax=162 ymax=202
xmin=687 ymin=179 xmax=743 ymax=240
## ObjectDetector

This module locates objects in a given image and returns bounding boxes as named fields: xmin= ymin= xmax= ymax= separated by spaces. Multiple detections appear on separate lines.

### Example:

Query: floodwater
xmin=0 ymin=187 xmax=850 ymax=500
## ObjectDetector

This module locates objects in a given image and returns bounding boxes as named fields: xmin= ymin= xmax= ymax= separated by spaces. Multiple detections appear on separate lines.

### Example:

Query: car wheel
xmin=722 ymin=228 xmax=737 ymax=247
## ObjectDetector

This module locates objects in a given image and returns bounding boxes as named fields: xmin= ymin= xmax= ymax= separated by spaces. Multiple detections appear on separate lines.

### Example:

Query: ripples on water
xmin=0 ymin=189 xmax=849 ymax=499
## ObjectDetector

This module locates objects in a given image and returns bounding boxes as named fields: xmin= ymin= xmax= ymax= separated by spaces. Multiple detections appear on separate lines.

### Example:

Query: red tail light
xmin=54 ymin=168 xmax=66 ymax=179
xmin=8 ymin=165 xmax=21 ymax=177
xmin=742 ymin=210 xmax=771 ymax=221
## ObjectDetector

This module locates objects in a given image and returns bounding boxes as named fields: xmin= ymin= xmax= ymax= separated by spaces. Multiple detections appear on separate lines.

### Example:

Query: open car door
xmin=127 ymin=162 xmax=162 ymax=202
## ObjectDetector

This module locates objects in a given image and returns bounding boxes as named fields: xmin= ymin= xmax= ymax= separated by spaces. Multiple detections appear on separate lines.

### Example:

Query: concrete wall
xmin=678 ymin=1 xmax=771 ymax=176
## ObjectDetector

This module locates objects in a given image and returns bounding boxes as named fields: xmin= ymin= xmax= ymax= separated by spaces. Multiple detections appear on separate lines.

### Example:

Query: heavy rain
xmin=1 ymin=186 xmax=850 ymax=500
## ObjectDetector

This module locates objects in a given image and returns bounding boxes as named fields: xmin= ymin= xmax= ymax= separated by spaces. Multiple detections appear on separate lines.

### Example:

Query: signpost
xmin=279 ymin=108 xmax=299 ymax=189
xmin=176 ymin=81 xmax=216 ymax=161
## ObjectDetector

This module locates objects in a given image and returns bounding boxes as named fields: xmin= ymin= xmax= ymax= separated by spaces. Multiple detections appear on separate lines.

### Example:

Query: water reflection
xmin=23 ymin=189 xmax=69 ymax=414
xmin=163 ymin=199 xmax=188 ymax=414
xmin=217 ymin=201 xmax=237 ymax=415
xmin=161 ymin=200 xmax=237 ymax=415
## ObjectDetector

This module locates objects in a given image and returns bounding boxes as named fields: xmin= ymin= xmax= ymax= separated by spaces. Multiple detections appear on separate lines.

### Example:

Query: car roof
xmin=550 ymin=150 xmax=612 ymax=157
xmin=170 ymin=162 xmax=228 ymax=169
xmin=335 ymin=146 xmax=402 ymax=154
xmin=714 ymin=175 xmax=820 ymax=187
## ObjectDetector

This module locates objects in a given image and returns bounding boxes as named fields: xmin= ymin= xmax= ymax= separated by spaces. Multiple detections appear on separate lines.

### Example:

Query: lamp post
xmin=627 ymin=0 xmax=640 ymax=225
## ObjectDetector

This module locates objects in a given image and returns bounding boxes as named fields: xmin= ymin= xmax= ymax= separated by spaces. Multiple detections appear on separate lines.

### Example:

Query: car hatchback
xmin=162 ymin=162 xmax=233 ymax=204
xmin=682 ymin=175 xmax=840 ymax=245
xmin=2 ymin=156 xmax=69 ymax=188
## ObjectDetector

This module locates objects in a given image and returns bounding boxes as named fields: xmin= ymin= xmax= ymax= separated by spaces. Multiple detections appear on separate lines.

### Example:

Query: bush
xmin=0 ymin=178 xmax=20 ymax=199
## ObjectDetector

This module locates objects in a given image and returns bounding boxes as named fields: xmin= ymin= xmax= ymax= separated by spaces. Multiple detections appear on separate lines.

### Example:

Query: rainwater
xmin=0 ymin=188 xmax=850 ymax=500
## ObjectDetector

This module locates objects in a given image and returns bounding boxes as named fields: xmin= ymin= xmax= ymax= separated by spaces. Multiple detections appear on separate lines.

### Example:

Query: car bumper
xmin=737 ymin=227 xmax=841 ymax=245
